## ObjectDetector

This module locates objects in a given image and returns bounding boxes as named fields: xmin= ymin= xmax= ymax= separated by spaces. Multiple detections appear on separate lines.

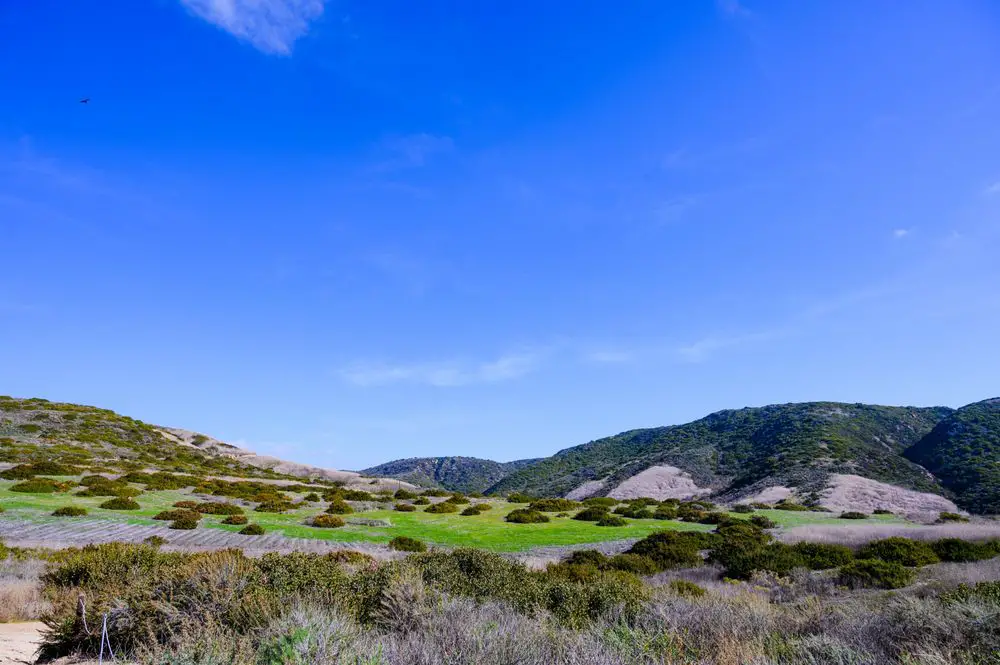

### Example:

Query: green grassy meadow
xmin=0 ymin=479 xmax=910 ymax=552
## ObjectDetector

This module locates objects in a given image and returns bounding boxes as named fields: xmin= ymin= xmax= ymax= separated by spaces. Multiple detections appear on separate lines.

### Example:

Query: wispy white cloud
xmin=339 ymin=351 xmax=542 ymax=387
xmin=583 ymin=349 xmax=636 ymax=365
xmin=893 ymin=228 xmax=911 ymax=239
xmin=178 ymin=0 xmax=327 ymax=54
xmin=675 ymin=329 xmax=789 ymax=363
xmin=984 ymin=180 xmax=1000 ymax=196
xmin=716 ymin=0 xmax=753 ymax=19
xmin=374 ymin=134 xmax=455 ymax=171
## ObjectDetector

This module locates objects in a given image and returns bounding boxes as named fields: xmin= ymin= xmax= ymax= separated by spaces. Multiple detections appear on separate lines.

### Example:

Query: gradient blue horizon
xmin=2 ymin=1 xmax=999 ymax=471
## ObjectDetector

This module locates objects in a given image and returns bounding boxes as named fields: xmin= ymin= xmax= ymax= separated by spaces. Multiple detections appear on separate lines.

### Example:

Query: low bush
xmin=52 ymin=506 xmax=87 ymax=517
xmin=839 ymin=511 xmax=868 ymax=520
xmin=930 ymin=538 xmax=1000 ymax=563
xmin=303 ymin=493 xmax=321 ymax=502
xmin=838 ymin=559 xmax=914 ymax=589
xmin=749 ymin=515 xmax=777 ymax=529
xmin=460 ymin=505 xmax=485 ymax=516
xmin=732 ymin=504 xmax=754 ymax=513
xmin=529 ymin=498 xmax=580 ymax=512
xmin=10 ymin=478 xmax=64 ymax=493
xmin=506 ymin=492 xmax=535 ymax=503
xmin=222 ymin=515 xmax=248 ymax=525
xmin=444 ymin=493 xmax=470 ymax=505
xmin=172 ymin=500 xmax=198 ymax=509
xmin=254 ymin=499 xmax=293 ymax=513
xmin=668 ymin=579 xmax=707 ymax=597
xmin=566 ymin=550 xmax=609 ymax=567
xmin=413 ymin=497 xmax=430 ymax=505
xmin=143 ymin=535 xmax=167 ymax=547
xmin=628 ymin=531 xmax=705 ymax=571
xmin=394 ymin=489 xmax=417 ymax=500
xmin=100 ymin=497 xmax=139 ymax=510
xmin=325 ymin=499 xmax=354 ymax=515
xmin=790 ymin=542 xmax=854 ymax=569
xmin=389 ymin=536 xmax=427 ymax=552
xmin=750 ymin=502 xmax=773 ymax=509
xmin=421 ymin=489 xmax=450 ymax=497
xmin=169 ymin=516 xmax=198 ymax=530
xmin=938 ymin=511 xmax=969 ymax=523
xmin=721 ymin=543 xmax=808 ymax=579
xmin=857 ymin=537 xmax=940 ymax=567
xmin=596 ymin=515 xmax=628 ymax=527
xmin=340 ymin=489 xmax=375 ymax=501
xmin=873 ymin=508 xmax=893 ymax=515
xmin=506 ymin=509 xmax=550 ymax=524
xmin=941 ymin=581 xmax=1000 ymax=605
xmin=573 ymin=507 xmax=610 ymax=522
xmin=425 ymin=502 xmax=459 ymax=514
xmin=195 ymin=502 xmax=244 ymax=515
xmin=615 ymin=505 xmax=654 ymax=519
xmin=239 ymin=524 xmax=265 ymax=535
xmin=773 ymin=501 xmax=809 ymax=511
xmin=608 ymin=553 xmax=657 ymax=574
xmin=653 ymin=505 xmax=678 ymax=520
xmin=312 ymin=514 xmax=345 ymax=528
xmin=582 ymin=497 xmax=617 ymax=508
xmin=153 ymin=509 xmax=201 ymax=522
xmin=698 ymin=512 xmax=732 ymax=525
xmin=395 ymin=503 xmax=417 ymax=512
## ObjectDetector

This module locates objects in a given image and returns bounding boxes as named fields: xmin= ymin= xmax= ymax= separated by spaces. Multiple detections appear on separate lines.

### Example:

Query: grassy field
xmin=0 ymin=479 xmax=910 ymax=552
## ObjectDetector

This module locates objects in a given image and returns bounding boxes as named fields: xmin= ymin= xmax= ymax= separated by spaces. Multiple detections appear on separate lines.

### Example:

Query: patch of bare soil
xmin=745 ymin=486 xmax=794 ymax=504
xmin=820 ymin=474 xmax=959 ymax=520
xmin=0 ymin=621 xmax=44 ymax=665
xmin=565 ymin=480 xmax=606 ymax=501
xmin=607 ymin=465 xmax=710 ymax=501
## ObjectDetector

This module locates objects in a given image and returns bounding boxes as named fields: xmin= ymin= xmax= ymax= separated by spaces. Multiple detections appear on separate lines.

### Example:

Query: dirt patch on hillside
xmin=607 ymin=465 xmax=710 ymax=501
xmin=565 ymin=480 xmax=606 ymax=500
xmin=820 ymin=474 xmax=958 ymax=520
xmin=745 ymin=486 xmax=794 ymax=504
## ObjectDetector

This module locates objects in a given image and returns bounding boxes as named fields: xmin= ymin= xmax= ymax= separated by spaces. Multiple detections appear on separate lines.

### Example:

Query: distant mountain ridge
xmin=484 ymin=399 xmax=1000 ymax=514
xmin=362 ymin=456 xmax=540 ymax=494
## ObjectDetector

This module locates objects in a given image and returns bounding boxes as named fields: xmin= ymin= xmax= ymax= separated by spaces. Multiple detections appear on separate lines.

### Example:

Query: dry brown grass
xmin=779 ymin=521 xmax=1000 ymax=547
xmin=0 ymin=557 xmax=49 ymax=622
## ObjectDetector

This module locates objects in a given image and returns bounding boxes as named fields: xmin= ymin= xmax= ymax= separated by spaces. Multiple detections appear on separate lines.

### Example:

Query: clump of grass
xmin=389 ymin=536 xmax=427 ymax=552
xmin=52 ymin=506 xmax=87 ymax=517
xmin=505 ymin=509 xmax=550 ymax=524
xmin=10 ymin=478 xmax=65 ymax=493
xmin=143 ymin=535 xmax=167 ymax=547
xmin=100 ymin=497 xmax=140 ymax=510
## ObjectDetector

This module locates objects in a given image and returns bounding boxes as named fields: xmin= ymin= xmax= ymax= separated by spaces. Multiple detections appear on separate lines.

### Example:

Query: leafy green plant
xmin=930 ymin=538 xmax=1000 ymax=562
xmin=668 ymin=579 xmax=707 ymax=597
xmin=528 ymin=498 xmax=580 ymax=512
xmin=608 ymin=553 xmax=657 ymax=574
xmin=100 ymin=497 xmax=140 ymax=510
xmin=311 ymin=514 xmax=345 ymax=528
xmin=582 ymin=497 xmax=617 ymax=508
xmin=153 ymin=509 xmax=201 ymax=522
xmin=627 ymin=531 xmax=705 ymax=571
xmin=596 ymin=515 xmax=628 ymax=527
xmin=395 ymin=503 xmax=417 ymax=512
xmin=857 ymin=537 xmax=940 ymax=567
xmin=938 ymin=511 xmax=969 ymax=523
xmin=169 ymin=516 xmax=198 ymax=530
xmin=505 ymin=508 xmax=550 ymax=523
xmin=790 ymin=542 xmax=854 ymax=569
xmin=839 ymin=511 xmax=868 ymax=519
xmin=573 ymin=507 xmax=610 ymax=522
xmin=749 ymin=515 xmax=777 ymax=529
xmin=389 ymin=536 xmax=427 ymax=552
xmin=222 ymin=514 xmax=248 ymax=525
xmin=52 ymin=506 xmax=87 ymax=517
xmin=195 ymin=502 xmax=244 ymax=515
xmin=838 ymin=559 xmax=914 ymax=589
xmin=10 ymin=478 xmax=65 ymax=493
xmin=240 ymin=523 xmax=265 ymax=535
xmin=732 ymin=504 xmax=754 ymax=514
xmin=424 ymin=502 xmax=458 ymax=514
xmin=325 ymin=499 xmax=354 ymax=515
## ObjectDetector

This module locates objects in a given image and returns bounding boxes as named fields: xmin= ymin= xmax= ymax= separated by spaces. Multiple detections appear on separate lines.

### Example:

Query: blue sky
xmin=2 ymin=1 xmax=999 ymax=471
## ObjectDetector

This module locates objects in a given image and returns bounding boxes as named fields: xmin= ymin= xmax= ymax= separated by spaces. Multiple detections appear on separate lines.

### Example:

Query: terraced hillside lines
xmin=906 ymin=398 xmax=1000 ymax=513
xmin=363 ymin=456 xmax=540 ymax=493
xmin=490 ymin=402 xmax=953 ymax=501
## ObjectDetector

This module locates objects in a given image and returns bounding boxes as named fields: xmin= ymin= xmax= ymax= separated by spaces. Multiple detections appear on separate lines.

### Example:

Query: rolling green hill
xmin=488 ymin=402 xmax=957 ymax=504
xmin=905 ymin=398 xmax=1000 ymax=513
xmin=362 ymin=456 xmax=539 ymax=494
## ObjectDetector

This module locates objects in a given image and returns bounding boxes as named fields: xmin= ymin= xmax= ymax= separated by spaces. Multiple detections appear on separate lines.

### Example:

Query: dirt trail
xmin=0 ymin=622 xmax=43 ymax=665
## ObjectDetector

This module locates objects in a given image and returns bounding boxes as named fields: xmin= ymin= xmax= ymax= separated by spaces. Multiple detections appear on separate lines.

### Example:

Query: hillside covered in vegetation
xmin=489 ymin=402 xmax=971 ymax=505
xmin=906 ymin=398 xmax=1000 ymax=513
xmin=362 ymin=456 xmax=539 ymax=493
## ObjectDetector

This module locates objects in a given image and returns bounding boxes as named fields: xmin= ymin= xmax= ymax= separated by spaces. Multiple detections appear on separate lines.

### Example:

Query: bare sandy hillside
xmin=0 ymin=621 xmax=44 ymax=665
xmin=565 ymin=479 xmax=606 ymax=500
xmin=820 ymin=474 xmax=959 ymax=519
xmin=607 ymin=465 xmax=711 ymax=500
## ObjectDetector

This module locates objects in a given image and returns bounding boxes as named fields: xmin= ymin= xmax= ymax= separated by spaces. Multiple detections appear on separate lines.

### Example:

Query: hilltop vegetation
xmin=490 ymin=402 xmax=954 ymax=502
xmin=906 ymin=398 xmax=1000 ymax=513
xmin=363 ymin=456 xmax=539 ymax=493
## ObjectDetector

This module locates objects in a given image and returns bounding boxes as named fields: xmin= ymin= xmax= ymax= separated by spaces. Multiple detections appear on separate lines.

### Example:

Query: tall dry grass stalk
xmin=0 ymin=556 xmax=50 ymax=622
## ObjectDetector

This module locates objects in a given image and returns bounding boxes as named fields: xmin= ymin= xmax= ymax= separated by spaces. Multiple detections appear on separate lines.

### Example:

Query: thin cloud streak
xmin=339 ymin=351 xmax=542 ymax=387
xmin=178 ymin=0 xmax=327 ymax=54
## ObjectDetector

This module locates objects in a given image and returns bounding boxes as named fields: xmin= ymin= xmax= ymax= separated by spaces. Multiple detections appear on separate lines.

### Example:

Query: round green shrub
xmin=528 ymin=498 xmax=580 ymax=512
xmin=596 ymin=515 xmax=628 ymax=527
xmin=938 ymin=512 xmax=969 ymax=523
xmin=143 ymin=535 xmax=167 ymax=547
xmin=608 ymin=553 xmax=657 ymax=574
xmin=573 ymin=507 xmax=610 ymax=522
xmin=720 ymin=543 xmax=807 ymax=580
xmin=653 ymin=506 xmax=678 ymax=520
xmin=100 ymin=497 xmax=140 ymax=510
xmin=930 ymin=538 xmax=997 ymax=563
xmin=254 ymin=500 xmax=293 ymax=513
xmin=582 ymin=497 xmax=618 ymax=509
xmin=460 ymin=505 xmax=485 ymax=516
xmin=873 ymin=508 xmax=893 ymax=515
xmin=52 ymin=506 xmax=87 ymax=517
xmin=325 ymin=499 xmax=354 ymax=515
xmin=10 ymin=478 xmax=62 ymax=493
xmin=615 ymin=505 xmax=654 ymax=519
xmin=196 ymin=502 xmax=244 ymax=515
xmin=413 ymin=497 xmax=431 ymax=505
xmin=303 ymin=493 xmax=321 ymax=502
xmin=790 ymin=542 xmax=854 ymax=569
xmin=421 ymin=488 xmax=450 ymax=497
xmin=389 ymin=536 xmax=427 ymax=552
xmin=748 ymin=515 xmax=777 ymax=529
xmin=698 ymin=512 xmax=732 ymax=525
xmin=839 ymin=511 xmax=868 ymax=520
xmin=312 ymin=514 xmax=345 ymax=528
xmin=566 ymin=550 xmax=609 ymax=567
xmin=628 ymin=532 xmax=704 ymax=571
xmin=506 ymin=492 xmax=535 ymax=503
xmin=222 ymin=514 xmax=248 ymax=525
xmin=394 ymin=503 xmax=417 ymax=512
xmin=750 ymin=502 xmax=773 ymax=509
xmin=505 ymin=508 xmax=550 ymax=524
xmin=838 ymin=559 xmax=915 ymax=589
xmin=773 ymin=501 xmax=809 ymax=512
xmin=239 ymin=523 xmax=265 ymax=535
xmin=425 ymin=502 xmax=459 ymax=514
xmin=153 ymin=509 xmax=201 ymax=522
xmin=444 ymin=493 xmax=470 ymax=505
xmin=732 ymin=504 xmax=754 ymax=514
xmin=173 ymin=500 xmax=198 ymax=509
xmin=857 ymin=537 xmax=940 ymax=567
xmin=668 ymin=579 xmax=707 ymax=598
xmin=169 ymin=516 xmax=198 ymax=530
xmin=394 ymin=489 xmax=417 ymax=500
